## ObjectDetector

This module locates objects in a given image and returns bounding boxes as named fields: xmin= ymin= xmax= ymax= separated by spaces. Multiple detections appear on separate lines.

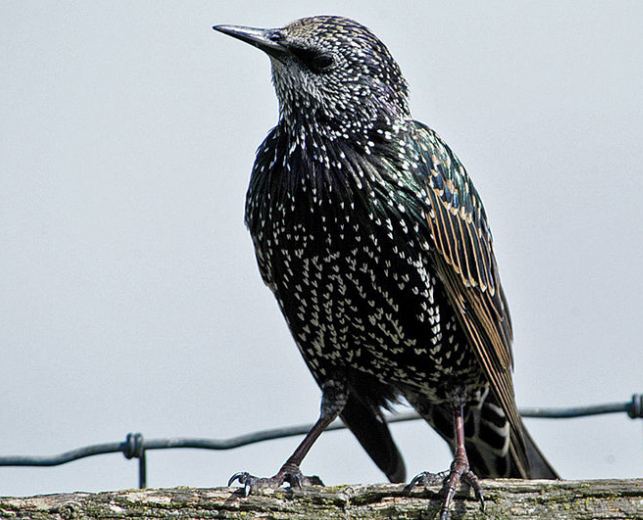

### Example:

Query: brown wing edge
xmin=434 ymin=255 xmax=530 ymax=477
xmin=415 ymin=122 xmax=531 ymax=476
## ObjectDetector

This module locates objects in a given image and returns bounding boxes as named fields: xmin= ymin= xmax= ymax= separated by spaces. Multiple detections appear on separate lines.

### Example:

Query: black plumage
xmin=214 ymin=16 xmax=557 ymax=518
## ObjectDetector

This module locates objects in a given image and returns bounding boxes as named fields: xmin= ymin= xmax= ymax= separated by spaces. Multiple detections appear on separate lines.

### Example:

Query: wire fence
xmin=1 ymin=393 xmax=640 ymax=489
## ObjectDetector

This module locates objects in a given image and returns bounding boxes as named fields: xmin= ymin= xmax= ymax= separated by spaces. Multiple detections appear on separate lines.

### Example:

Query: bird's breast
xmin=244 ymin=128 xmax=484 ymax=398
xmin=248 ymin=192 xmax=483 ymax=398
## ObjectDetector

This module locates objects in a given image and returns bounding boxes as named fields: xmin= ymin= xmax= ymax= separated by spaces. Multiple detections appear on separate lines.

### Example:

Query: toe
xmin=463 ymin=470 xmax=485 ymax=510
xmin=228 ymin=471 xmax=250 ymax=487
xmin=300 ymin=474 xmax=324 ymax=486
xmin=404 ymin=471 xmax=444 ymax=492
xmin=281 ymin=468 xmax=324 ymax=488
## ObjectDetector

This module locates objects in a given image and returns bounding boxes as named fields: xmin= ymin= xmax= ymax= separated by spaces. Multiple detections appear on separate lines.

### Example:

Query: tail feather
xmin=341 ymin=394 xmax=406 ymax=482
xmin=523 ymin=426 xmax=559 ymax=479
xmin=405 ymin=390 xmax=558 ymax=479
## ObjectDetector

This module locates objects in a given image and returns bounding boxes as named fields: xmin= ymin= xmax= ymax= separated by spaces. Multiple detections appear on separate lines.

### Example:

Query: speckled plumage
xmin=215 ymin=16 xmax=557 ymax=513
xmin=247 ymin=119 xmax=488 ymax=401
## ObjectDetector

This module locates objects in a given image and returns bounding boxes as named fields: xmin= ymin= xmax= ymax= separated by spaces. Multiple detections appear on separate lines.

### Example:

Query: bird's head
xmin=214 ymin=16 xmax=410 ymax=139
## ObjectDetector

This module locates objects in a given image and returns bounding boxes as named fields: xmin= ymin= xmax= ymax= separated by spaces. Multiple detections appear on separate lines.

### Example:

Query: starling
xmin=214 ymin=16 xmax=558 ymax=519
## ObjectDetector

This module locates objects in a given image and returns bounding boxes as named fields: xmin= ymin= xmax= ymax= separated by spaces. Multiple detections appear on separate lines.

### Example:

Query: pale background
xmin=1 ymin=1 xmax=641 ymax=496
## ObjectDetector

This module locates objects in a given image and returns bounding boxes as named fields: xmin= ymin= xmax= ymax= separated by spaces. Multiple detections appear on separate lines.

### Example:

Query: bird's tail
xmin=339 ymin=375 xmax=406 ymax=483
xmin=522 ymin=424 xmax=559 ymax=479
xmin=406 ymin=390 xmax=558 ymax=479
xmin=341 ymin=394 xmax=406 ymax=483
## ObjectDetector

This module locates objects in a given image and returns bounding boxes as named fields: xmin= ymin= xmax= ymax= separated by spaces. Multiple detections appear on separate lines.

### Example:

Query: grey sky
xmin=1 ymin=1 xmax=641 ymax=496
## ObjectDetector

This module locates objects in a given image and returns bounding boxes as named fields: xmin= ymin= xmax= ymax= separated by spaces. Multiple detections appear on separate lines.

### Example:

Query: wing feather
xmin=412 ymin=122 xmax=527 ymax=474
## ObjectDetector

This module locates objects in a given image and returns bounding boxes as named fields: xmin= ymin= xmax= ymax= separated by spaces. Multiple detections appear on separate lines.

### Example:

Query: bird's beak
xmin=213 ymin=25 xmax=287 ymax=58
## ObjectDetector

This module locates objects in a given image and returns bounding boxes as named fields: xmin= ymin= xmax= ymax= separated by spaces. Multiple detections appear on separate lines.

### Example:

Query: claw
xmin=404 ymin=471 xmax=445 ymax=493
xmin=227 ymin=466 xmax=323 ymax=496
xmin=403 ymin=474 xmax=423 ymax=493
xmin=289 ymin=473 xmax=302 ymax=489
xmin=407 ymin=466 xmax=484 ymax=520
xmin=227 ymin=471 xmax=249 ymax=487
xmin=463 ymin=470 xmax=485 ymax=511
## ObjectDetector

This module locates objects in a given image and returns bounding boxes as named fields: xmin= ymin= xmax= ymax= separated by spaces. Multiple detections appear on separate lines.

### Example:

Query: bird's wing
xmin=410 ymin=121 xmax=529 ymax=475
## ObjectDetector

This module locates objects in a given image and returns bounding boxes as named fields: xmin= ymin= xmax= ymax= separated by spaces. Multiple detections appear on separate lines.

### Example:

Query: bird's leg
xmin=438 ymin=404 xmax=484 ymax=519
xmin=228 ymin=380 xmax=347 ymax=496
xmin=406 ymin=404 xmax=484 ymax=520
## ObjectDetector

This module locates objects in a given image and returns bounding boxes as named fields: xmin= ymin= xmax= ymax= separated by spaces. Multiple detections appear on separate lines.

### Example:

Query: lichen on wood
xmin=1 ymin=479 xmax=641 ymax=519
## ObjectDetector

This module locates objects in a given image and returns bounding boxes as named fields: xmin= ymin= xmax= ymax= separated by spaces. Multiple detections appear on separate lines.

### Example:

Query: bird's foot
xmin=406 ymin=460 xmax=484 ymax=520
xmin=403 ymin=470 xmax=449 ymax=492
xmin=228 ymin=463 xmax=324 ymax=496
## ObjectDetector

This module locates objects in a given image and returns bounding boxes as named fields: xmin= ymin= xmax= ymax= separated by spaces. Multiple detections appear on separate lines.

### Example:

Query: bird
xmin=213 ymin=16 xmax=558 ymax=519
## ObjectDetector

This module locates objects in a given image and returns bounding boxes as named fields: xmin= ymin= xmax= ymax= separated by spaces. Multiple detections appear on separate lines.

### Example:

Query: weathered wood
xmin=1 ymin=480 xmax=641 ymax=519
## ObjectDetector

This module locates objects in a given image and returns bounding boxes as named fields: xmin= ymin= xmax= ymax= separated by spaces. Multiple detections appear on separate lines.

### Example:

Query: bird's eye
xmin=289 ymin=46 xmax=335 ymax=73
xmin=267 ymin=30 xmax=285 ymax=42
